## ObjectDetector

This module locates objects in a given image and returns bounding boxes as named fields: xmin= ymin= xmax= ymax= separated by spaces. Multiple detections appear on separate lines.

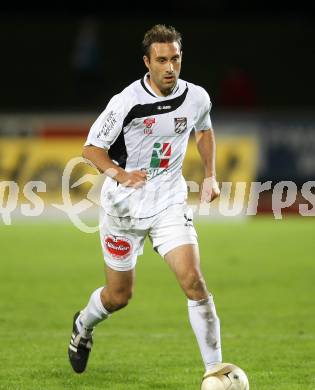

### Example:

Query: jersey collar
xmin=141 ymin=73 xmax=180 ymax=98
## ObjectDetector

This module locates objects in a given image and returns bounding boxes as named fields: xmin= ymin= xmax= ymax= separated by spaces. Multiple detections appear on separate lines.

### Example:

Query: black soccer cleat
xmin=68 ymin=311 xmax=93 ymax=373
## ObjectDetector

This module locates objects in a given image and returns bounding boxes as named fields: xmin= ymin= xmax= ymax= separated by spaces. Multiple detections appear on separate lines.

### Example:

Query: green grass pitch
xmin=0 ymin=217 xmax=314 ymax=389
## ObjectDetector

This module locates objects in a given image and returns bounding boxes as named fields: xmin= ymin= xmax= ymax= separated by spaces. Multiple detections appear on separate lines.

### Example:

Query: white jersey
xmin=85 ymin=73 xmax=212 ymax=218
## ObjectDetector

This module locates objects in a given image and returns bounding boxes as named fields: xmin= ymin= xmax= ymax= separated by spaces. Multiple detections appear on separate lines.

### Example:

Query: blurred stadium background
xmin=1 ymin=5 xmax=314 ymax=217
xmin=0 ymin=4 xmax=314 ymax=390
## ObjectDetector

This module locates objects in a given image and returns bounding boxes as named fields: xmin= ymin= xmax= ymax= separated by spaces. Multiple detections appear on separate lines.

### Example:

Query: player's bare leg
xmin=165 ymin=244 xmax=207 ymax=300
xmin=68 ymin=266 xmax=134 ymax=373
xmin=78 ymin=266 xmax=135 ymax=330
xmin=164 ymin=244 xmax=222 ymax=370
xmin=101 ymin=266 xmax=135 ymax=312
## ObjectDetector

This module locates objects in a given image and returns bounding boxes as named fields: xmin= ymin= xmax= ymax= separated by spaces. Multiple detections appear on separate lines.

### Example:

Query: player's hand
xmin=116 ymin=170 xmax=147 ymax=188
xmin=200 ymin=176 xmax=220 ymax=203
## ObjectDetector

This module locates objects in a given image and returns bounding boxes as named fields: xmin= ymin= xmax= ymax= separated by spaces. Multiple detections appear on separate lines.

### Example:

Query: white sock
xmin=188 ymin=295 xmax=222 ymax=370
xmin=76 ymin=287 xmax=110 ymax=337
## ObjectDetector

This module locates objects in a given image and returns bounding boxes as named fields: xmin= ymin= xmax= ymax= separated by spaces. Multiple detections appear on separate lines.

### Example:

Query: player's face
xmin=143 ymin=42 xmax=182 ymax=96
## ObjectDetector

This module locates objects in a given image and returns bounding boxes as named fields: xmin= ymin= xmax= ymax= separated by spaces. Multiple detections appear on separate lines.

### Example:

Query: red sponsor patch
xmin=104 ymin=235 xmax=132 ymax=260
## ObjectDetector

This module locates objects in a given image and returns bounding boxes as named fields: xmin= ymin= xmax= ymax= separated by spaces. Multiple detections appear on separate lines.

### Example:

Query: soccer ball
xmin=201 ymin=363 xmax=249 ymax=390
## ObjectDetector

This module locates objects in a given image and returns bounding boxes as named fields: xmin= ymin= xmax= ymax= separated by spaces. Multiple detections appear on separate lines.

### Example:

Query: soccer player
xmin=68 ymin=24 xmax=222 ymax=380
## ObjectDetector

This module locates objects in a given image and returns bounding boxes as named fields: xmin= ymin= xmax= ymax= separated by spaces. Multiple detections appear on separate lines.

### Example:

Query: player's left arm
xmin=195 ymin=128 xmax=220 ymax=202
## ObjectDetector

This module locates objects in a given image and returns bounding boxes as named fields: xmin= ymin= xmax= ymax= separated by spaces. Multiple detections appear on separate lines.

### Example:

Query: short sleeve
xmin=194 ymin=87 xmax=213 ymax=132
xmin=84 ymin=94 xmax=124 ymax=149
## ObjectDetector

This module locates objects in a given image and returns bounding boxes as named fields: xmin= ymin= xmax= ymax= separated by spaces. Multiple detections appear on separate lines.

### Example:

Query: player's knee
xmin=184 ymin=273 xmax=208 ymax=300
xmin=109 ymin=289 xmax=133 ymax=311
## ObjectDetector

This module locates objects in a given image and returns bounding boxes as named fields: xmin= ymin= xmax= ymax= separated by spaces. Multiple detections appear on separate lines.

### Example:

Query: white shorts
xmin=99 ymin=203 xmax=198 ymax=271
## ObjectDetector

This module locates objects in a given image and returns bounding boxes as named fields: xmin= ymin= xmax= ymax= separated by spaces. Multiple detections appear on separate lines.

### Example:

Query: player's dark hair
xmin=143 ymin=24 xmax=182 ymax=58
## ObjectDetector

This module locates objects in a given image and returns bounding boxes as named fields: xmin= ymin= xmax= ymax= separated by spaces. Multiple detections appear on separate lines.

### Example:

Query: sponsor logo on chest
xmin=150 ymin=142 xmax=171 ymax=168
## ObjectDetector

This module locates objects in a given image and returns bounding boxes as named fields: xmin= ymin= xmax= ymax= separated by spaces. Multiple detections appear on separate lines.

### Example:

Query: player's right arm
xmin=82 ymin=145 xmax=146 ymax=188
xmin=83 ymin=93 xmax=146 ymax=188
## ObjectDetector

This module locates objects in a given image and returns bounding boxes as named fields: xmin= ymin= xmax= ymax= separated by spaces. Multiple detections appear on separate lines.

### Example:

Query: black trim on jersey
xmin=122 ymin=84 xmax=189 ymax=129
xmin=140 ymin=77 xmax=156 ymax=98
xmin=108 ymin=131 xmax=127 ymax=169
xmin=108 ymin=83 xmax=188 ymax=169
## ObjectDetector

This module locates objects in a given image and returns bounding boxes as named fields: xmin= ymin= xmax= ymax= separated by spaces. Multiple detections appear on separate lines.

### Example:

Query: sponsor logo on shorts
xmin=104 ymin=235 xmax=132 ymax=260
xmin=184 ymin=212 xmax=193 ymax=227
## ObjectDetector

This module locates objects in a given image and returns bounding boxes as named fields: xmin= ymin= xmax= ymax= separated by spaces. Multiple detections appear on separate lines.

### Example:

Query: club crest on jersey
xmin=143 ymin=117 xmax=155 ymax=135
xmin=174 ymin=117 xmax=187 ymax=134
